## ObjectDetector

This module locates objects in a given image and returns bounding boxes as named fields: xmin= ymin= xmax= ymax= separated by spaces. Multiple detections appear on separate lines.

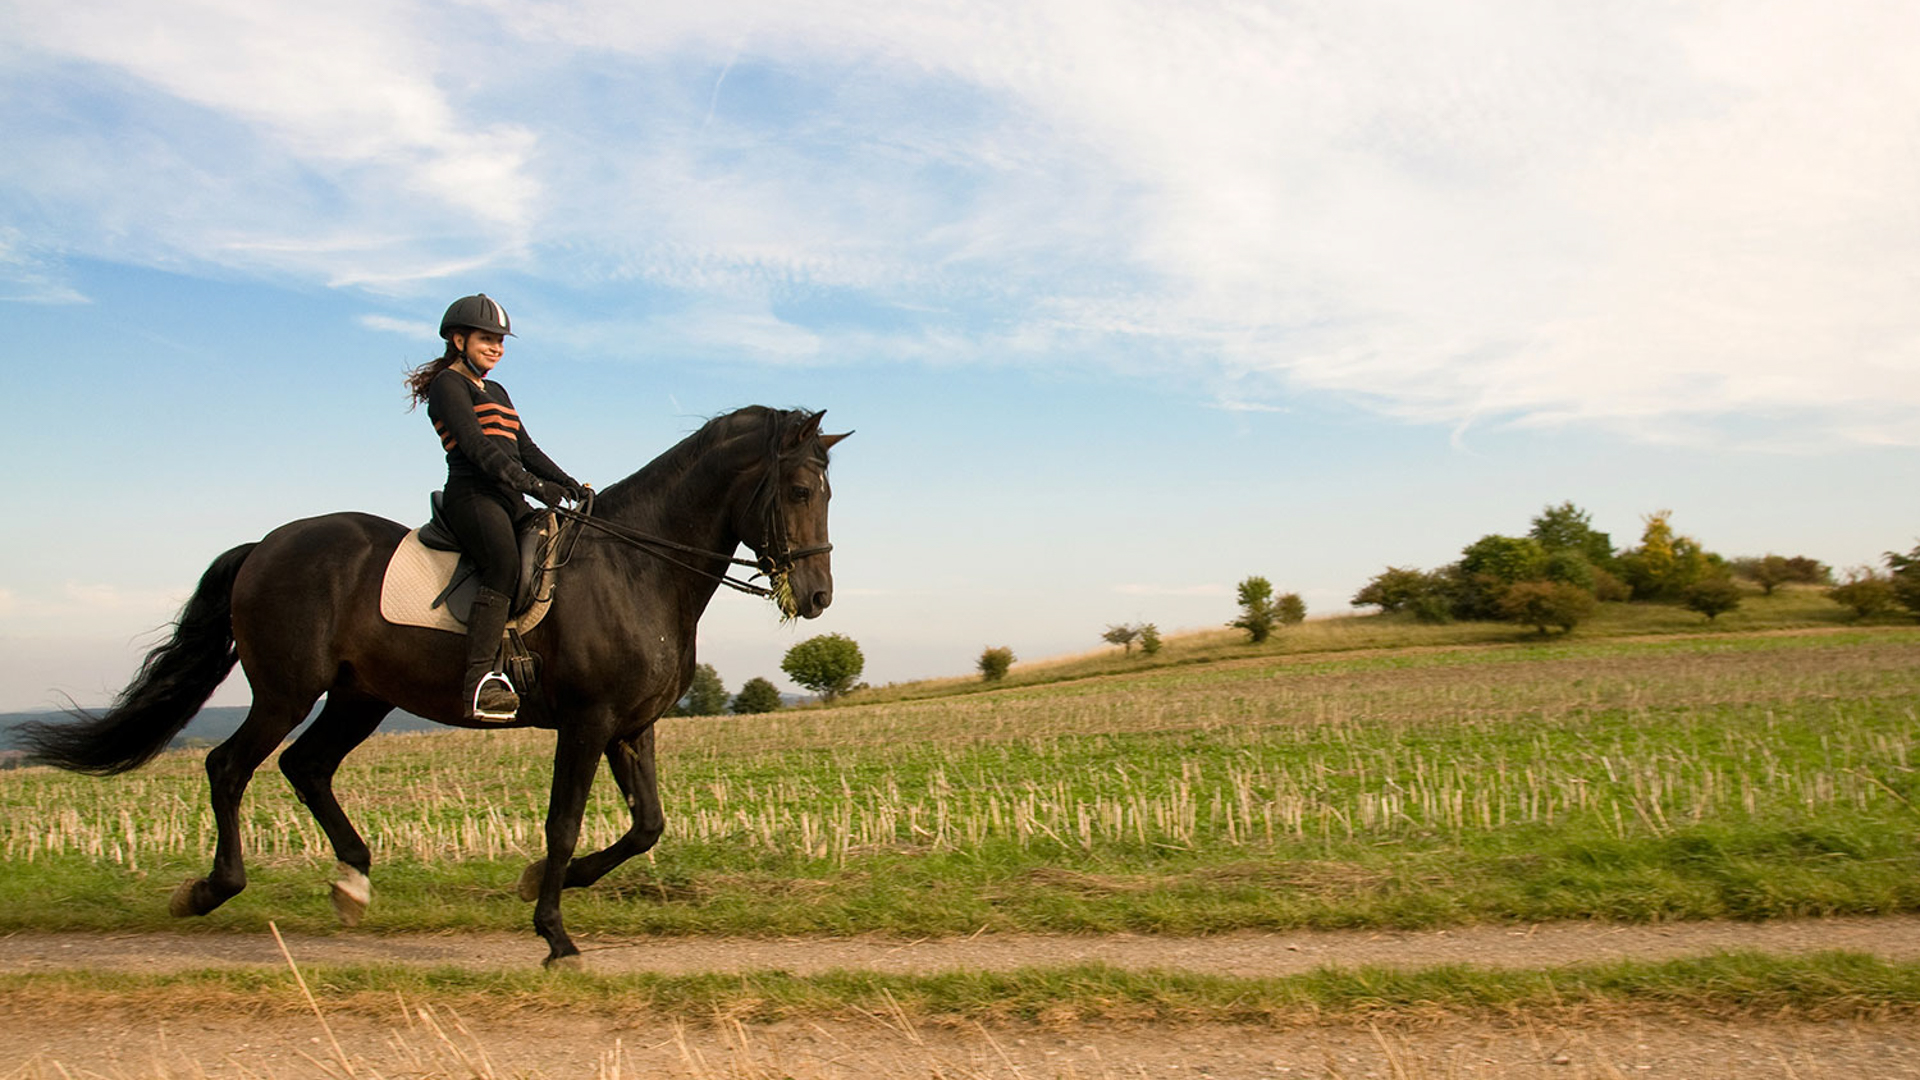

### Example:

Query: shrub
xmin=1352 ymin=567 xmax=1430 ymax=613
xmin=1591 ymin=567 xmax=1631 ymax=602
xmin=730 ymin=677 xmax=784 ymax=715
xmin=1828 ymin=570 xmax=1896 ymax=620
xmin=1734 ymin=554 xmax=1834 ymax=595
xmin=1542 ymin=549 xmax=1596 ymax=591
xmin=1275 ymin=592 xmax=1306 ymax=625
xmin=1459 ymin=534 xmax=1549 ymax=585
xmin=1139 ymin=623 xmax=1162 ymax=656
xmin=781 ymin=634 xmax=865 ymax=700
xmin=977 ymin=646 xmax=1015 ymax=682
xmin=1497 ymin=580 xmax=1595 ymax=634
xmin=1683 ymin=577 xmax=1744 ymax=621
xmin=1230 ymin=577 xmax=1277 ymax=643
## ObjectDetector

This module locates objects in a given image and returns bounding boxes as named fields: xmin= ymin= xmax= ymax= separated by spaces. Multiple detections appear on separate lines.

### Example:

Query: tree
xmin=1617 ymin=510 xmax=1720 ymax=601
xmin=730 ymin=676 xmax=784 ymax=714
xmin=781 ymin=633 xmax=864 ymax=700
xmin=1683 ymin=577 xmax=1743 ymax=621
xmin=1497 ymin=580 xmax=1595 ymax=635
xmin=1352 ymin=567 xmax=1430 ymax=613
xmin=1829 ymin=569 xmax=1896 ymax=620
xmin=977 ymin=646 xmax=1015 ymax=682
xmin=1275 ymin=592 xmax=1306 ymax=625
xmin=1454 ymin=536 xmax=1548 ymax=620
xmin=1138 ymin=623 xmax=1162 ymax=656
xmin=670 ymin=663 xmax=727 ymax=716
xmin=1886 ymin=543 xmax=1920 ymax=617
xmin=1231 ymin=576 xmax=1277 ymax=643
xmin=1101 ymin=624 xmax=1142 ymax=654
xmin=1529 ymin=501 xmax=1614 ymax=568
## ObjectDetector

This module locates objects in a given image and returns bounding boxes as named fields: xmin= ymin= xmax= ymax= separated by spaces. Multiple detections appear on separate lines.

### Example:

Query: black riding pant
xmin=442 ymin=480 xmax=526 ymax=597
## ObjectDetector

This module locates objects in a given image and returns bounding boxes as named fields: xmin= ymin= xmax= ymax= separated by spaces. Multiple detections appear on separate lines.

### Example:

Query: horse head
xmin=749 ymin=409 xmax=849 ymax=621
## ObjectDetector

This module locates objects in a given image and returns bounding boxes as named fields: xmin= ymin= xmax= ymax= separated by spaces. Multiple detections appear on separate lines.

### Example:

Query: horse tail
xmin=18 ymin=543 xmax=257 ymax=776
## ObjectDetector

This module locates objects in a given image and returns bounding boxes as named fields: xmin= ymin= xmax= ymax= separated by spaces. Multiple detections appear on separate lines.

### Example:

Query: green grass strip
xmin=8 ymin=951 xmax=1920 ymax=1026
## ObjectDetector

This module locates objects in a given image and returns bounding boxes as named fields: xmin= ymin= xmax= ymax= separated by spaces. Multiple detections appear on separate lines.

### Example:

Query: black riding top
xmin=426 ymin=368 xmax=576 ymax=498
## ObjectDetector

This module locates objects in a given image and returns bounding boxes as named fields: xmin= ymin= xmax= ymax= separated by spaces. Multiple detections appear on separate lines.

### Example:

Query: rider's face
xmin=455 ymin=330 xmax=506 ymax=376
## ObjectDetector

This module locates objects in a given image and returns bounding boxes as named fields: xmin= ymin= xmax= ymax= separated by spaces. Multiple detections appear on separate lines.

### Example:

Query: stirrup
xmin=470 ymin=671 xmax=520 ymax=722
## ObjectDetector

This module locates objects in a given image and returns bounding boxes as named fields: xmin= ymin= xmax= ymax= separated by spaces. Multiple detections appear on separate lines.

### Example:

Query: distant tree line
xmin=1349 ymin=501 xmax=1854 ymax=634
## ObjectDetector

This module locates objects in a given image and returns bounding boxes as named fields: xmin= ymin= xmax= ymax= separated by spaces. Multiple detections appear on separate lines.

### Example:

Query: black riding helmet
xmin=439 ymin=293 xmax=514 ymax=340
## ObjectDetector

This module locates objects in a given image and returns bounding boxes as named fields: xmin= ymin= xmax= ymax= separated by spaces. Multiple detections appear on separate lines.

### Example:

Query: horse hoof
xmin=330 ymin=862 xmax=371 ymax=927
xmin=544 ymin=951 xmax=586 ymax=972
xmin=516 ymin=858 xmax=546 ymax=902
xmin=169 ymin=877 xmax=203 ymax=918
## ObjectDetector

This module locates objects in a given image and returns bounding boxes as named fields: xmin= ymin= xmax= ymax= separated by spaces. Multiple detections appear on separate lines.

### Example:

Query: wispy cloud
xmin=7 ymin=1 xmax=1918 ymax=443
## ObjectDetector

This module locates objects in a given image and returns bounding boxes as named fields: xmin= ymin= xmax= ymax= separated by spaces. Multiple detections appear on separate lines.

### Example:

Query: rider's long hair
xmin=404 ymin=340 xmax=463 ymax=409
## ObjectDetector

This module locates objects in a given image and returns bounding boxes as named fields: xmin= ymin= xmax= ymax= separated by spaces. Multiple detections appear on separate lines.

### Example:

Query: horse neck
xmin=594 ymin=423 xmax=767 ymax=571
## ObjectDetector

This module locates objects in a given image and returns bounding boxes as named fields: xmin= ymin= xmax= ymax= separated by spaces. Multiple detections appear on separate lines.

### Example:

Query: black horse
xmin=20 ymin=406 xmax=846 ymax=967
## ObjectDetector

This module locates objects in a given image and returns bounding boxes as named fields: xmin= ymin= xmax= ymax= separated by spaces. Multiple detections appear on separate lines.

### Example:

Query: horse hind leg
xmin=278 ymin=690 xmax=392 ymax=927
xmin=172 ymin=693 xmax=315 ymax=917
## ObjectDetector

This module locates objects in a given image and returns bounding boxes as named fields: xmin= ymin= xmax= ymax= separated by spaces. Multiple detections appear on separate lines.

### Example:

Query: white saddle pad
xmin=379 ymin=529 xmax=554 ymax=635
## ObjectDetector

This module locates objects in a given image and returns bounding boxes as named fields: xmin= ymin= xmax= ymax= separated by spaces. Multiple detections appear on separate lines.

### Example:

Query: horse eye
xmin=790 ymin=485 xmax=811 ymax=502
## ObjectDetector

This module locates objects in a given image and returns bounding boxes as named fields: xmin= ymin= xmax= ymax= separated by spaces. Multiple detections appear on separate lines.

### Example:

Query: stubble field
xmin=4 ymin=613 xmax=1920 ymax=1077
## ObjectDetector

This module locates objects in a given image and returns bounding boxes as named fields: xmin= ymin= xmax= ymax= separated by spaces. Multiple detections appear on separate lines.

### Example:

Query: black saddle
xmin=420 ymin=492 xmax=556 ymax=624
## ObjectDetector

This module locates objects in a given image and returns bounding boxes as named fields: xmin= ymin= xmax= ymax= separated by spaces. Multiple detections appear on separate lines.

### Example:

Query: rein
xmin=552 ymin=504 xmax=783 ymax=599
xmin=549 ymin=424 xmax=833 ymax=602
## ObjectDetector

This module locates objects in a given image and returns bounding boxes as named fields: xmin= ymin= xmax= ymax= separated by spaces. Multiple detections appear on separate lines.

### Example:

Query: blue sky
xmin=2 ymin=0 xmax=1916 ymax=710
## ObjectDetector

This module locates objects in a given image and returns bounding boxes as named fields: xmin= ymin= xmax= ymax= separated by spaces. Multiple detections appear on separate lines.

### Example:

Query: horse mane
xmin=594 ymin=406 xmax=819 ymax=515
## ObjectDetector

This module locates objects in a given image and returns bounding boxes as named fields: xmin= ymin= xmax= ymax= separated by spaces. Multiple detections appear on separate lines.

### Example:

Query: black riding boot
xmin=462 ymin=586 xmax=520 ymax=722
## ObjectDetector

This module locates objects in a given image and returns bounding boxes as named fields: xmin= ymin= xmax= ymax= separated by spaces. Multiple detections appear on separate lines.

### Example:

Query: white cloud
xmin=358 ymin=314 xmax=437 ymax=340
xmin=7 ymin=0 xmax=1919 ymax=443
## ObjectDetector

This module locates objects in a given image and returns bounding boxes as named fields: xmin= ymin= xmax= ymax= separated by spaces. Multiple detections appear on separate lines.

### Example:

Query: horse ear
xmin=820 ymin=431 xmax=852 ymax=449
xmin=787 ymin=410 xmax=825 ymax=449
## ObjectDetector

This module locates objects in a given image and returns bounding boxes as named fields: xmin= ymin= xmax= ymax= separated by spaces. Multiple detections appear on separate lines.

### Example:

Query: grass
xmin=5 ymin=951 xmax=1919 ymax=1026
xmin=2 ymin=624 xmax=1917 ymax=936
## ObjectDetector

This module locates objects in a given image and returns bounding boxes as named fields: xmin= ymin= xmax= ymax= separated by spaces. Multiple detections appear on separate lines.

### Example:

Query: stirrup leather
xmin=471 ymin=670 xmax=520 ymax=722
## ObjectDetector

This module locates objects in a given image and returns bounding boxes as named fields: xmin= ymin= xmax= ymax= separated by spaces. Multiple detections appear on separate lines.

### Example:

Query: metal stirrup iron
xmin=471 ymin=671 xmax=520 ymax=722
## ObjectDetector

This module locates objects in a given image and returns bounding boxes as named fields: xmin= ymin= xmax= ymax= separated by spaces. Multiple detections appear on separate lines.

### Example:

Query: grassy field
xmin=2 ymin=610 xmax=1916 ymax=938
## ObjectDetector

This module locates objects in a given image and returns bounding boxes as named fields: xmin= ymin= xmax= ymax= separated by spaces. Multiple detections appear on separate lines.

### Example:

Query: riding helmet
xmin=439 ymin=293 xmax=514 ymax=339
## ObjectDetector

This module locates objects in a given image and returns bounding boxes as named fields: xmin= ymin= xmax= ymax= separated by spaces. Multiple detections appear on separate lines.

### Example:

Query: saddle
xmin=378 ymin=495 xmax=568 ymax=636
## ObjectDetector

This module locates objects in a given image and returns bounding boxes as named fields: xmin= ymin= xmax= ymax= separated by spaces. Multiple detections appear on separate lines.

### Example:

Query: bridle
xmin=551 ymin=422 xmax=832 ymax=604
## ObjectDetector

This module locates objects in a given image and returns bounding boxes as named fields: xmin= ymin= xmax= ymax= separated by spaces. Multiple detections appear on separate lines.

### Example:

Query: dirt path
xmin=10 ymin=918 xmax=1920 ymax=1078
xmin=8 ymin=914 xmax=1920 ymax=977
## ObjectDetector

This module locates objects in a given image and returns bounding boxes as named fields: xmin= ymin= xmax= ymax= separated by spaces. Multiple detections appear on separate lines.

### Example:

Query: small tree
xmin=1829 ymin=570 xmax=1896 ymax=620
xmin=1352 ymin=567 xmax=1430 ymax=613
xmin=1230 ymin=576 xmax=1277 ymax=643
xmin=730 ymin=676 xmax=784 ymax=714
xmin=977 ymin=646 xmax=1015 ymax=682
xmin=1740 ymin=555 xmax=1793 ymax=596
xmin=1529 ymin=501 xmax=1615 ymax=569
xmin=1497 ymin=580 xmax=1595 ymax=635
xmin=1275 ymin=592 xmax=1306 ymax=626
xmin=1683 ymin=577 xmax=1743 ymax=621
xmin=1101 ymin=624 xmax=1141 ymax=654
xmin=676 ymin=663 xmax=728 ymax=716
xmin=1138 ymin=623 xmax=1162 ymax=656
xmin=781 ymin=633 xmax=865 ymax=700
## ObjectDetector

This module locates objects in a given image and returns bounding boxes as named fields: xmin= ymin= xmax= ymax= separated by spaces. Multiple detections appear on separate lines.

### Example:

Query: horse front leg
xmin=531 ymin=725 xmax=607 ymax=968
xmin=518 ymin=725 xmax=663 ymax=899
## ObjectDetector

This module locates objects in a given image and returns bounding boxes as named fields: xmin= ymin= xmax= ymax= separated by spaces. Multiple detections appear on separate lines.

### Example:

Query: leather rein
xmin=549 ymin=443 xmax=832 ymax=601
